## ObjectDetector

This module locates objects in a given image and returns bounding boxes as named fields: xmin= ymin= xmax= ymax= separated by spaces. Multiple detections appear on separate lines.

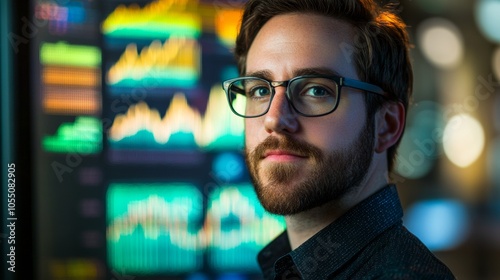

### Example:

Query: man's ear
xmin=374 ymin=102 xmax=406 ymax=153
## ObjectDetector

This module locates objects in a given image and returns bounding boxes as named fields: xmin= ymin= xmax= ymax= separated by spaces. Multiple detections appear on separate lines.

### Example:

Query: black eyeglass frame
xmin=222 ymin=75 xmax=388 ymax=118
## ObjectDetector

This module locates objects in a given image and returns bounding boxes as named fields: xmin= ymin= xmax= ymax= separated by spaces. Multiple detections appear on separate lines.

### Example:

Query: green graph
xmin=43 ymin=116 xmax=102 ymax=154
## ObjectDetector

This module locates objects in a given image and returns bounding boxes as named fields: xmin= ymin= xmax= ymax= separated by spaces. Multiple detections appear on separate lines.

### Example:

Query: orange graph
xmin=214 ymin=9 xmax=243 ymax=47
xmin=108 ymin=85 xmax=243 ymax=149
xmin=107 ymin=37 xmax=200 ymax=87
xmin=42 ymin=66 xmax=101 ymax=115
xmin=43 ymin=66 xmax=101 ymax=87
xmin=44 ymin=86 xmax=101 ymax=115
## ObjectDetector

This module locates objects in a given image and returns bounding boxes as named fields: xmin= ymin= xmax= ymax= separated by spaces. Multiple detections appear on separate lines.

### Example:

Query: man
xmin=222 ymin=0 xmax=455 ymax=279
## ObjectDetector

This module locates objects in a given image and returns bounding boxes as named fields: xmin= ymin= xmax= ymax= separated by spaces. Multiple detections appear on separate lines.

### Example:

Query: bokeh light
xmin=443 ymin=114 xmax=485 ymax=168
xmin=404 ymin=199 xmax=469 ymax=251
xmin=493 ymin=46 xmax=500 ymax=81
xmin=475 ymin=0 xmax=500 ymax=43
xmin=417 ymin=18 xmax=464 ymax=69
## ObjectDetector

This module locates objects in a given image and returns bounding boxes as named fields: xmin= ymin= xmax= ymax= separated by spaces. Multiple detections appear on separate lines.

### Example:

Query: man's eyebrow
xmin=244 ymin=70 xmax=273 ymax=79
xmin=244 ymin=68 xmax=343 ymax=80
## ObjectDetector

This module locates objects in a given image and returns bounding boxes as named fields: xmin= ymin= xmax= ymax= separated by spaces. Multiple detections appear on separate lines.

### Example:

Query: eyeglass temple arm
xmin=223 ymin=82 xmax=246 ymax=96
xmin=342 ymin=78 xmax=386 ymax=96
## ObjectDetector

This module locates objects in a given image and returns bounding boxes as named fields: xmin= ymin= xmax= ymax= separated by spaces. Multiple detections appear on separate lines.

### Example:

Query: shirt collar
xmin=257 ymin=185 xmax=403 ymax=279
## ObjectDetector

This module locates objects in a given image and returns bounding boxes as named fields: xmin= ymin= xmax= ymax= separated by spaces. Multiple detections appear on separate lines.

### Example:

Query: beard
xmin=245 ymin=117 xmax=375 ymax=215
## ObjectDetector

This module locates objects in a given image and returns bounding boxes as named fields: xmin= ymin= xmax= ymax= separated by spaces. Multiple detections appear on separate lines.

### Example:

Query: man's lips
xmin=262 ymin=150 xmax=307 ymax=161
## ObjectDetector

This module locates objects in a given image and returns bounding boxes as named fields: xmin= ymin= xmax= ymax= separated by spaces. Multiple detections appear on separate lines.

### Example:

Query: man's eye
xmin=249 ymin=87 xmax=271 ymax=97
xmin=303 ymin=86 xmax=332 ymax=97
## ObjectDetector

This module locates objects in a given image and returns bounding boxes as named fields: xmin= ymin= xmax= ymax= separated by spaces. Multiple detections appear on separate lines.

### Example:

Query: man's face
xmin=244 ymin=13 xmax=376 ymax=215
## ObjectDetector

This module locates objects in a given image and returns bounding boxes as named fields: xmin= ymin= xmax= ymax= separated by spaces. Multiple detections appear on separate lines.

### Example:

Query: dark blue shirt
xmin=257 ymin=185 xmax=456 ymax=279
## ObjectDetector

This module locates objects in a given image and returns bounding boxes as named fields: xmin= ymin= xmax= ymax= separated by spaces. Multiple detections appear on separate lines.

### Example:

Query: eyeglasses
xmin=222 ymin=75 xmax=386 ymax=118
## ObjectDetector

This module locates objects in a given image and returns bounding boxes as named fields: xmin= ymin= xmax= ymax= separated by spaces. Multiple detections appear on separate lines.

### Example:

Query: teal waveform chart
xmin=106 ymin=183 xmax=286 ymax=274
xmin=206 ymin=185 xmax=286 ymax=271
xmin=43 ymin=116 xmax=102 ymax=153
xmin=107 ymin=183 xmax=204 ymax=274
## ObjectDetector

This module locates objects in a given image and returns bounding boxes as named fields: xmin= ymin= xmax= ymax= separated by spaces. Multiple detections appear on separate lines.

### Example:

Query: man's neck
xmin=285 ymin=200 xmax=348 ymax=250
xmin=284 ymin=158 xmax=389 ymax=250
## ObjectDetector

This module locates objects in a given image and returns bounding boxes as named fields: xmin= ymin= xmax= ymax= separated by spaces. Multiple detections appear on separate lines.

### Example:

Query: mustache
xmin=248 ymin=136 xmax=323 ymax=161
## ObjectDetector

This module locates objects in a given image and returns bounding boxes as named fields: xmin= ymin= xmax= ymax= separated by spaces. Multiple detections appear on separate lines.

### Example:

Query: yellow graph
xmin=102 ymin=0 xmax=201 ymax=39
xmin=107 ymin=37 xmax=201 ymax=87
xmin=108 ymin=85 xmax=243 ymax=149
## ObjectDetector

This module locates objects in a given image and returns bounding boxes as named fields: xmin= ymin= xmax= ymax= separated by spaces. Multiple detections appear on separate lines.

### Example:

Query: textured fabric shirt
xmin=257 ymin=185 xmax=456 ymax=279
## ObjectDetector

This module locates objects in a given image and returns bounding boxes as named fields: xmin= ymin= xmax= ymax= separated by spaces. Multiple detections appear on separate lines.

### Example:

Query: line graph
xmin=106 ymin=37 xmax=200 ymax=89
xmin=107 ymin=183 xmax=203 ymax=273
xmin=102 ymin=0 xmax=201 ymax=40
xmin=205 ymin=186 xmax=285 ymax=271
xmin=106 ymin=183 xmax=285 ymax=274
xmin=108 ymin=85 xmax=243 ymax=157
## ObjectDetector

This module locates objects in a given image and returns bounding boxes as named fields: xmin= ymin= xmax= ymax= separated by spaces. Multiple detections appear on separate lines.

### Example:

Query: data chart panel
xmin=107 ymin=183 xmax=285 ymax=275
xmin=107 ymin=183 xmax=204 ymax=274
xmin=31 ymin=0 xmax=270 ymax=278
xmin=206 ymin=186 xmax=286 ymax=271
xmin=107 ymin=87 xmax=244 ymax=153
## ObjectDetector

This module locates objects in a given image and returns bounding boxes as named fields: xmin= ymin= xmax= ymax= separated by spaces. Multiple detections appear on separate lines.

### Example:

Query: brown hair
xmin=234 ymin=0 xmax=413 ymax=172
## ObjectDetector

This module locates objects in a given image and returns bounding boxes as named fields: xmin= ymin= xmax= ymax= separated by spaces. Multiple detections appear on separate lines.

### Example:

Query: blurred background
xmin=1 ymin=0 xmax=499 ymax=279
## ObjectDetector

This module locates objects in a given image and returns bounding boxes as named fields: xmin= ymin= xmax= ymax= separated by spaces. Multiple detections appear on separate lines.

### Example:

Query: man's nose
xmin=263 ymin=87 xmax=299 ymax=134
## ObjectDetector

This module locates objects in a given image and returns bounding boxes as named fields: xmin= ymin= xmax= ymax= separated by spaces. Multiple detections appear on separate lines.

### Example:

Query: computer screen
xmin=30 ymin=0 xmax=285 ymax=279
